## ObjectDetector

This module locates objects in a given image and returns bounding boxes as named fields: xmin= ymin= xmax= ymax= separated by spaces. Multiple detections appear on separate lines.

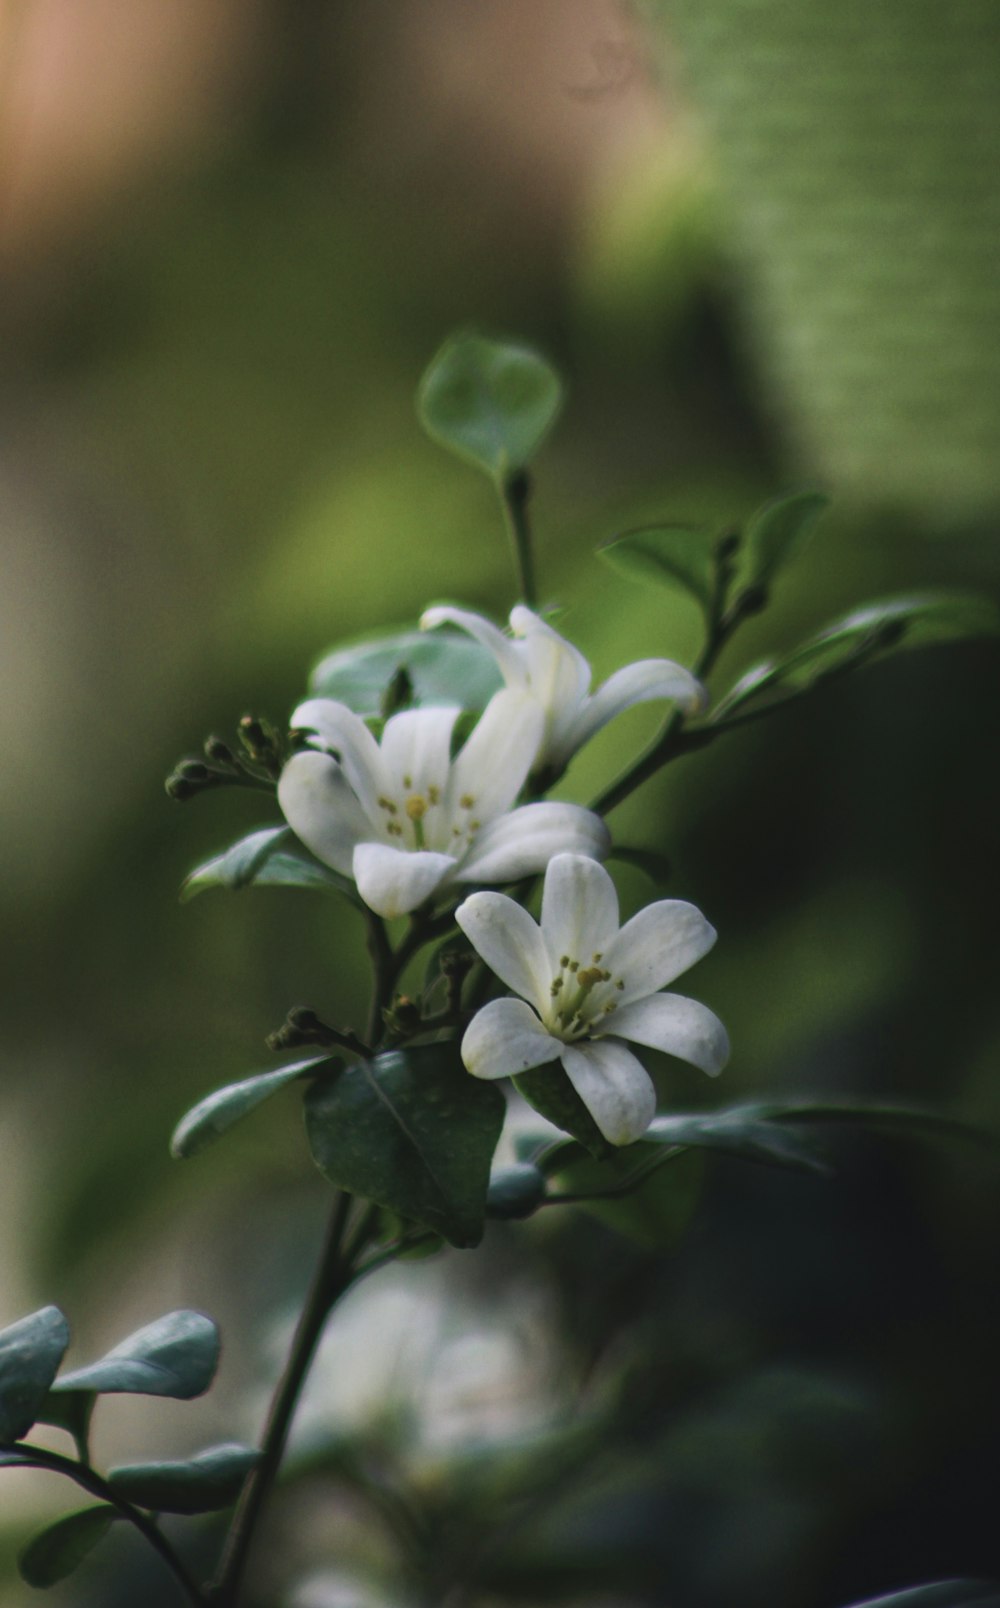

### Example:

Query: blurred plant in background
xmin=1 ymin=3 xmax=1000 ymax=1607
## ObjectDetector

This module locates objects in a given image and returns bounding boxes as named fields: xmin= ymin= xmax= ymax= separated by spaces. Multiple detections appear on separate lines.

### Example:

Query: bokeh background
xmin=2 ymin=3 xmax=999 ymax=1605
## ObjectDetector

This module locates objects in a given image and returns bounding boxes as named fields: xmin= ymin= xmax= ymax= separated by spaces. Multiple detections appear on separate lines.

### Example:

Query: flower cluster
xmin=278 ymin=605 xmax=727 ymax=1143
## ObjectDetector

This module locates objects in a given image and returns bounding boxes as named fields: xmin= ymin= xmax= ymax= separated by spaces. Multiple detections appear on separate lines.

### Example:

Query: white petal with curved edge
xmin=461 ymin=999 xmax=561 ymax=1080
xmin=600 ymin=900 xmax=717 ymax=1005
xmin=380 ymin=705 xmax=459 ymax=812
xmin=278 ymin=752 xmax=373 ymax=875
xmin=604 ymin=993 xmax=729 ymax=1076
xmin=448 ymin=688 xmax=543 ymax=821
xmin=455 ymin=892 xmax=551 ymax=1013
xmin=457 ymin=802 xmax=611 ymax=885
xmin=561 ymin=1039 xmax=657 ymax=1146
xmin=289 ymin=698 xmax=387 ymax=821
xmin=509 ymin=606 xmax=592 ymax=760
xmin=540 ymin=853 xmax=619 ymax=973
xmin=420 ymin=604 xmax=528 ymax=689
xmin=557 ymin=659 xmax=706 ymax=766
xmin=352 ymin=843 xmax=455 ymax=919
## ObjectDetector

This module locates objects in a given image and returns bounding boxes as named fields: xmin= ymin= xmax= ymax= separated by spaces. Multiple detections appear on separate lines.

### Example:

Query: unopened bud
xmin=204 ymin=736 xmax=236 ymax=767
xmin=164 ymin=773 xmax=198 ymax=801
xmin=266 ymin=1005 xmax=339 ymax=1053
xmin=239 ymin=714 xmax=282 ymax=775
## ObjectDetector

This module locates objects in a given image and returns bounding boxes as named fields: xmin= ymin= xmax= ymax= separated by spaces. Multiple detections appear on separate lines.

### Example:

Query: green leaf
xmin=838 ymin=1583 xmax=1000 ymax=1608
xmin=0 ymin=1307 xmax=70 ymax=1445
xmin=35 ymin=1388 xmax=95 ymax=1446
xmin=514 ymin=1064 xmax=613 ymax=1160
xmin=18 ymin=1506 xmax=118 ymax=1589
xmin=756 ymin=1099 xmax=1000 ymax=1152
xmin=171 ymin=1055 xmax=337 ymax=1159
xmin=745 ymin=489 xmax=829 ymax=588
xmin=598 ymin=524 xmax=715 ymax=615
xmin=53 ymin=1310 xmax=219 ymax=1400
xmin=181 ymin=825 xmax=356 ymax=903
xmin=309 ymin=627 xmax=502 ymax=718
xmin=304 ymin=1043 xmax=505 ymax=1248
xmin=417 ymin=331 xmax=563 ymax=479
xmin=107 ymin=1443 xmax=260 ymax=1514
xmin=645 ymin=1108 xmax=834 ymax=1176
xmin=713 ymin=593 xmax=1000 ymax=721
xmin=549 ymin=1146 xmax=704 ymax=1248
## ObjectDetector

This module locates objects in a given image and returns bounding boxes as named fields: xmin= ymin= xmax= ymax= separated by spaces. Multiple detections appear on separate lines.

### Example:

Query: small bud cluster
xmin=165 ymin=716 xmax=285 ymax=801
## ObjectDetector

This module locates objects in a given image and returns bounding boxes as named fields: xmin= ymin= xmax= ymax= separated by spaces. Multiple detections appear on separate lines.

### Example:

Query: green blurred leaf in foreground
xmin=0 ymin=1307 xmax=70 ymax=1445
xmin=417 ymin=331 xmax=563 ymax=480
xmin=305 ymin=1043 xmax=505 ymax=1248
xmin=309 ymin=627 xmax=502 ymax=716
xmin=53 ymin=1310 xmax=219 ymax=1400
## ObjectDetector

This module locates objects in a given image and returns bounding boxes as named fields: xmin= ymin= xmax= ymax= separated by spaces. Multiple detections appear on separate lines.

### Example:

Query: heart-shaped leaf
xmin=53 ymin=1310 xmax=219 ymax=1400
xmin=745 ymin=489 xmax=829 ymax=589
xmin=18 ymin=1506 xmax=119 ymax=1588
xmin=107 ymin=1443 xmax=260 ymax=1514
xmin=598 ymin=524 xmax=715 ymax=616
xmin=305 ymin=1043 xmax=505 ymax=1248
xmin=309 ymin=628 xmax=502 ymax=717
xmin=0 ymin=1307 xmax=70 ymax=1445
xmin=181 ymin=825 xmax=356 ymax=903
xmin=713 ymin=593 xmax=1000 ymax=721
xmin=418 ymin=331 xmax=563 ymax=479
xmin=171 ymin=1055 xmax=338 ymax=1159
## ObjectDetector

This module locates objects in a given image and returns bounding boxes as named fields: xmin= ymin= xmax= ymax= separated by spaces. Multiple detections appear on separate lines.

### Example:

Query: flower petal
xmin=278 ymin=752 xmax=373 ymax=875
xmin=604 ymin=993 xmax=729 ymax=1076
xmin=455 ymin=892 xmax=551 ymax=1013
xmin=448 ymin=688 xmax=543 ymax=821
xmin=560 ymin=1040 xmax=656 ymax=1146
xmin=600 ymin=899 xmax=717 ymax=1004
xmin=457 ymin=802 xmax=611 ymax=885
xmin=510 ymin=606 xmax=592 ymax=762
xmin=556 ymin=658 xmax=706 ymax=766
xmin=421 ymin=605 xmax=528 ymax=689
xmin=352 ymin=843 xmax=455 ymax=919
xmin=380 ymin=706 xmax=459 ymax=836
xmin=461 ymin=999 xmax=561 ymax=1080
xmin=540 ymin=853 xmax=619 ymax=973
xmin=289 ymin=698 xmax=387 ymax=821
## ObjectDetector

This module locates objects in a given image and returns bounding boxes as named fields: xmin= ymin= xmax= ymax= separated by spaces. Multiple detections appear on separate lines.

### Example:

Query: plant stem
xmin=499 ymin=470 xmax=536 ymax=607
xmin=209 ymin=1189 xmax=354 ymax=1607
xmin=12 ymin=1446 xmax=206 ymax=1605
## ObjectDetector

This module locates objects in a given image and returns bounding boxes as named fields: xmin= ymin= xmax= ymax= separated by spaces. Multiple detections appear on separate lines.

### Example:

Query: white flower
xmin=420 ymin=603 xmax=705 ymax=775
xmin=456 ymin=853 xmax=728 ymax=1146
xmin=277 ymin=692 xmax=610 ymax=920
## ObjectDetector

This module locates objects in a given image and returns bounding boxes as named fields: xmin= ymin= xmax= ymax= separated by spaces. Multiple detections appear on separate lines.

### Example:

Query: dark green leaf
xmin=53 ymin=1310 xmax=219 ymax=1400
xmin=18 ymin=1506 xmax=118 ymax=1589
xmin=756 ymin=1100 xmax=999 ymax=1152
xmin=107 ymin=1443 xmax=259 ymax=1514
xmin=310 ymin=628 xmax=502 ymax=717
xmin=598 ymin=524 xmax=715 ymax=615
xmin=417 ymin=331 xmax=563 ymax=479
xmin=713 ymin=593 xmax=1000 ymax=721
xmin=304 ymin=1043 xmax=505 ymax=1248
xmin=839 ymin=1583 xmax=1000 ymax=1608
xmin=486 ymin=1164 xmax=548 ymax=1220
xmin=745 ymin=489 xmax=829 ymax=588
xmin=181 ymin=825 xmax=356 ymax=903
xmin=0 ymin=1307 xmax=70 ymax=1445
xmin=171 ymin=1055 xmax=337 ymax=1159
xmin=35 ymin=1388 xmax=95 ymax=1446
xmin=645 ymin=1108 xmax=834 ymax=1176
xmin=515 ymin=1064 xmax=613 ymax=1160
xmin=549 ymin=1146 xmax=704 ymax=1248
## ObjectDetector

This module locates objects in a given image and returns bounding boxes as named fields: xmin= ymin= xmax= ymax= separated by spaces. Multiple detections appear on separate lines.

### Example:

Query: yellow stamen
xmin=460 ymin=793 xmax=475 ymax=809
xmin=405 ymin=796 xmax=427 ymax=821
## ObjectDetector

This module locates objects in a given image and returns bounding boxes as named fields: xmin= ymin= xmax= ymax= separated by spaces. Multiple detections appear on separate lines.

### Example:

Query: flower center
xmin=546 ymin=952 xmax=624 ymax=1041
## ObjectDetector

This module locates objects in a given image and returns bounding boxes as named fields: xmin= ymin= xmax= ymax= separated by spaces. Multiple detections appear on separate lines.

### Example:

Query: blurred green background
xmin=1 ymin=3 xmax=999 ymax=1605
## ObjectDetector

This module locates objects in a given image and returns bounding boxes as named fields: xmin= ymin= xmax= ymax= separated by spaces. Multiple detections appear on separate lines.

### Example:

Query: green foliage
xmin=107 ymin=1443 xmax=259 ymax=1514
xmin=35 ymin=1386 xmax=95 ymax=1446
xmin=745 ymin=489 xmax=830 ymax=589
xmin=550 ymin=1146 xmax=704 ymax=1248
xmin=181 ymin=825 xmax=356 ymax=902
xmin=645 ymin=1107 xmax=833 ymax=1176
xmin=0 ymin=1307 xmax=70 ymax=1445
xmin=417 ymin=331 xmax=563 ymax=480
xmin=18 ymin=1506 xmax=118 ymax=1589
xmin=309 ymin=627 xmax=502 ymax=716
xmin=598 ymin=523 xmax=716 ymax=617
xmin=304 ymin=1044 xmax=505 ymax=1248
xmin=53 ymin=1310 xmax=219 ymax=1400
xmin=515 ymin=1064 xmax=613 ymax=1159
xmin=171 ymin=1055 xmax=338 ymax=1159
xmin=713 ymin=593 xmax=1000 ymax=721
